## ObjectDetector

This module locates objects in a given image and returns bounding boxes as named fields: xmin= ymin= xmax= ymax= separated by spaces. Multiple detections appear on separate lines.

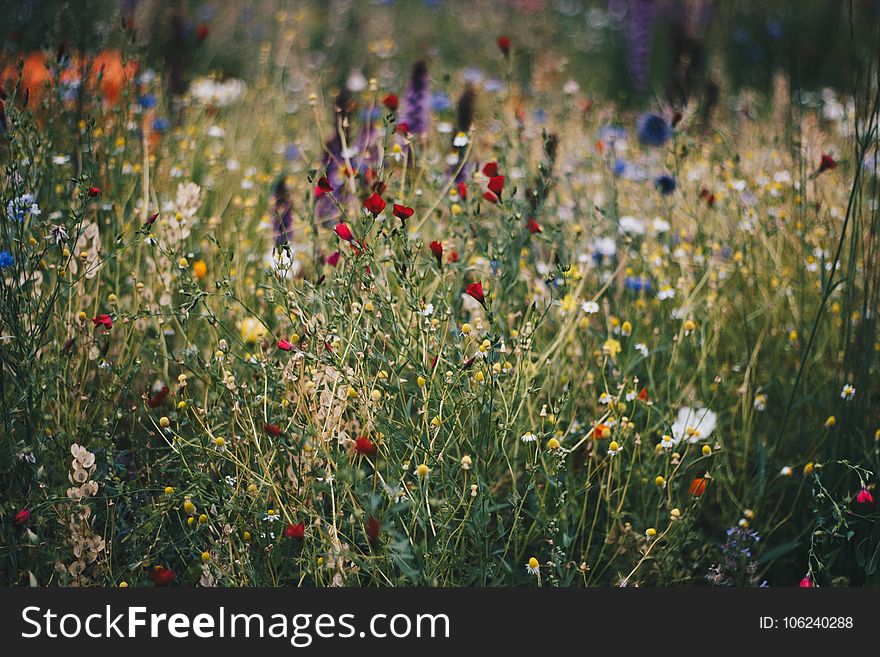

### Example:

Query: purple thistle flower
xmin=401 ymin=60 xmax=430 ymax=136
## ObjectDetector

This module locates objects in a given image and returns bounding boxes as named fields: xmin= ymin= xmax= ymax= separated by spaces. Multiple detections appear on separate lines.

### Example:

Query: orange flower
xmin=689 ymin=477 xmax=708 ymax=496
xmin=192 ymin=260 xmax=207 ymax=279
xmin=89 ymin=50 xmax=138 ymax=106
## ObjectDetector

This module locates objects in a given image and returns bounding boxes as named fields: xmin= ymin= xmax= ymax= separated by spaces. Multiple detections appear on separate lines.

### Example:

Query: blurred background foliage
xmin=1 ymin=0 xmax=878 ymax=105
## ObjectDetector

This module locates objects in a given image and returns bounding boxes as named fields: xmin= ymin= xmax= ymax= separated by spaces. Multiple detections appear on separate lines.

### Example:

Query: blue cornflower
xmin=636 ymin=113 xmax=672 ymax=147
xmin=138 ymin=94 xmax=157 ymax=109
xmin=152 ymin=118 xmax=170 ymax=132
xmin=0 ymin=250 xmax=13 ymax=268
xmin=655 ymin=173 xmax=677 ymax=195
xmin=429 ymin=92 xmax=452 ymax=113
xmin=613 ymin=159 xmax=627 ymax=177
xmin=284 ymin=144 xmax=301 ymax=161
xmin=624 ymin=276 xmax=651 ymax=293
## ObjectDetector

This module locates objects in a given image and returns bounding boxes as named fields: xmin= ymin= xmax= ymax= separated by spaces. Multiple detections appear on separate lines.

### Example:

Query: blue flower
xmin=654 ymin=173 xmax=677 ymax=195
xmin=612 ymin=159 xmax=627 ymax=177
xmin=429 ymin=92 xmax=452 ymax=113
xmin=0 ymin=250 xmax=13 ymax=268
xmin=138 ymin=94 xmax=157 ymax=109
xmin=284 ymin=144 xmax=301 ymax=161
xmin=598 ymin=124 xmax=627 ymax=144
xmin=152 ymin=118 xmax=170 ymax=132
xmin=624 ymin=276 xmax=651 ymax=293
xmin=636 ymin=113 xmax=672 ymax=147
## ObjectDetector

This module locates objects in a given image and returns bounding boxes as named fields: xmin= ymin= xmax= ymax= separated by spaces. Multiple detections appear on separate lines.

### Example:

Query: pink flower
xmin=799 ymin=576 xmax=813 ymax=588
xmin=14 ymin=508 xmax=31 ymax=525
xmin=277 ymin=339 xmax=293 ymax=352
xmin=856 ymin=487 xmax=874 ymax=505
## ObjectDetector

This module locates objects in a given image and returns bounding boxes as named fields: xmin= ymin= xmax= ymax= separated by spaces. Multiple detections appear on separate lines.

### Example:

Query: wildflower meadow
xmin=1 ymin=0 xmax=879 ymax=590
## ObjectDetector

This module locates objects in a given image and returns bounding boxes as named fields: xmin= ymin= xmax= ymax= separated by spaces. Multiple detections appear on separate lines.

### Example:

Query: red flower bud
xmin=856 ymin=487 xmax=874 ymax=504
xmin=457 ymin=181 xmax=468 ymax=200
xmin=277 ymin=339 xmax=293 ymax=352
xmin=429 ymin=240 xmax=443 ymax=266
xmin=334 ymin=222 xmax=353 ymax=242
xmin=326 ymin=251 xmax=341 ymax=267
xmin=264 ymin=423 xmax=283 ymax=437
xmin=465 ymin=281 xmax=486 ymax=307
xmin=482 ymin=161 xmax=498 ymax=178
xmin=87 ymin=186 xmax=102 ymax=198
xmin=382 ymin=94 xmax=399 ymax=111
xmin=799 ymin=576 xmax=813 ymax=588
xmin=14 ymin=508 xmax=31 ymax=525
xmin=363 ymin=192 xmax=386 ymax=217
xmin=526 ymin=218 xmax=541 ymax=234
xmin=366 ymin=517 xmax=381 ymax=544
xmin=315 ymin=176 xmax=333 ymax=195
xmin=497 ymin=35 xmax=511 ymax=56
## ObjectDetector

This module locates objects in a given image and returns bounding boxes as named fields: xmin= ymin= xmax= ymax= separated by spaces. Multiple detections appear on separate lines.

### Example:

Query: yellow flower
xmin=654 ymin=476 xmax=665 ymax=487
xmin=803 ymin=462 xmax=814 ymax=476
xmin=602 ymin=338 xmax=622 ymax=357
xmin=192 ymin=260 xmax=208 ymax=279
xmin=164 ymin=486 xmax=174 ymax=495
xmin=825 ymin=416 xmax=836 ymax=427
xmin=183 ymin=500 xmax=196 ymax=515
xmin=201 ymin=551 xmax=211 ymax=563
xmin=416 ymin=463 xmax=430 ymax=479
xmin=646 ymin=527 xmax=657 ymax=538
xmin=461 ymin=322 xmax=472 ymax=335
xmin=547 ymin=437 xmax=561 ymax=450
xmin=701 ymin=445 xmax=712 ymax=456
xmin=238 ymin=317 xmax=267 ymax=343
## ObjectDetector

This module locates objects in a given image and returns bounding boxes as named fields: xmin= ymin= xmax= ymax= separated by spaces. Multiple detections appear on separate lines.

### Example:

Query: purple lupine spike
xmin=626 ymin=0 xmax=656 ymax=94
xmin=400 ymin=60 xmax=430 ymax=135
xmin=272 ymin=177 xmax=294 ymax=246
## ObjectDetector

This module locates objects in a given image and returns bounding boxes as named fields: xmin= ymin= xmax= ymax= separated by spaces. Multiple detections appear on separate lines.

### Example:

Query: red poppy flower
xmin=326 ymin=251 xmax=341 ymax=267
xmin=447 ymin=250 xmax=459 ymax=264
xmin=87 ymin=186 xmax=102 ymax=198
xmin=526 ymin=218 xmax=542 ymax=234
xmin=366 ymin=517 xmax=381 ymax=544
xmin=315 ymin=176 xmax=333 ymax=195
xmin=277 ymin=339 xmax=293 ymax=352
xmin=354 ymin=436 xmax=376 ymax=456
xmin=487 ymin=175 xmax=505 ymax=197
xmin=150 ymin=566 xmax=176 ymax=587
xmin=688 ymin=477 xmax=708 ymax=496
xmin=196 ymin=23 xmax=209 ymax=41
xmin=856 ymin=487 xmax=874 ymax=504
xmin=482 ymin=161 xmax=498 ymax=178
xmin=457 ymin=181 xmax=468 ymax=200
xmin=818 ymin=153 xmax=837 ymax=174
xmin=397 ymin=122 xmax=410 ymax=135
xmin=382 ymin=94 xmax=399 ymax=111
xmin=14 ymin=508 xmax=31 ymax=525
xmin=497 ymin=35 xmax=511 ymax=56
xmin=429 ymin=240 xmax=443 ymax=266
xmin=393 ymin=204 xmax=414 ymax=222
xmin=638 ymin=387 xmax=648 ymax=401
xmin=264 ymin=423 xmax=283 ymax=437
xmin=799 ymin=576 xmax=813 ymax=588
xmin=465 ymin=281 xmax=486 ymax=307
xmin=363 ymin=192 xmax=387 ymax=217
xmin=147 ymin=385 xmax=170 ymax=408
xmin=284 ymin=521 xmax=305 ymax=539
xmin=482 ymin=191 xmax=499 ymax=204
xmin=334 ymin=222 xmax=353 ymax=242
xmin=90 ymin=314 xmax=113 ymax=330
